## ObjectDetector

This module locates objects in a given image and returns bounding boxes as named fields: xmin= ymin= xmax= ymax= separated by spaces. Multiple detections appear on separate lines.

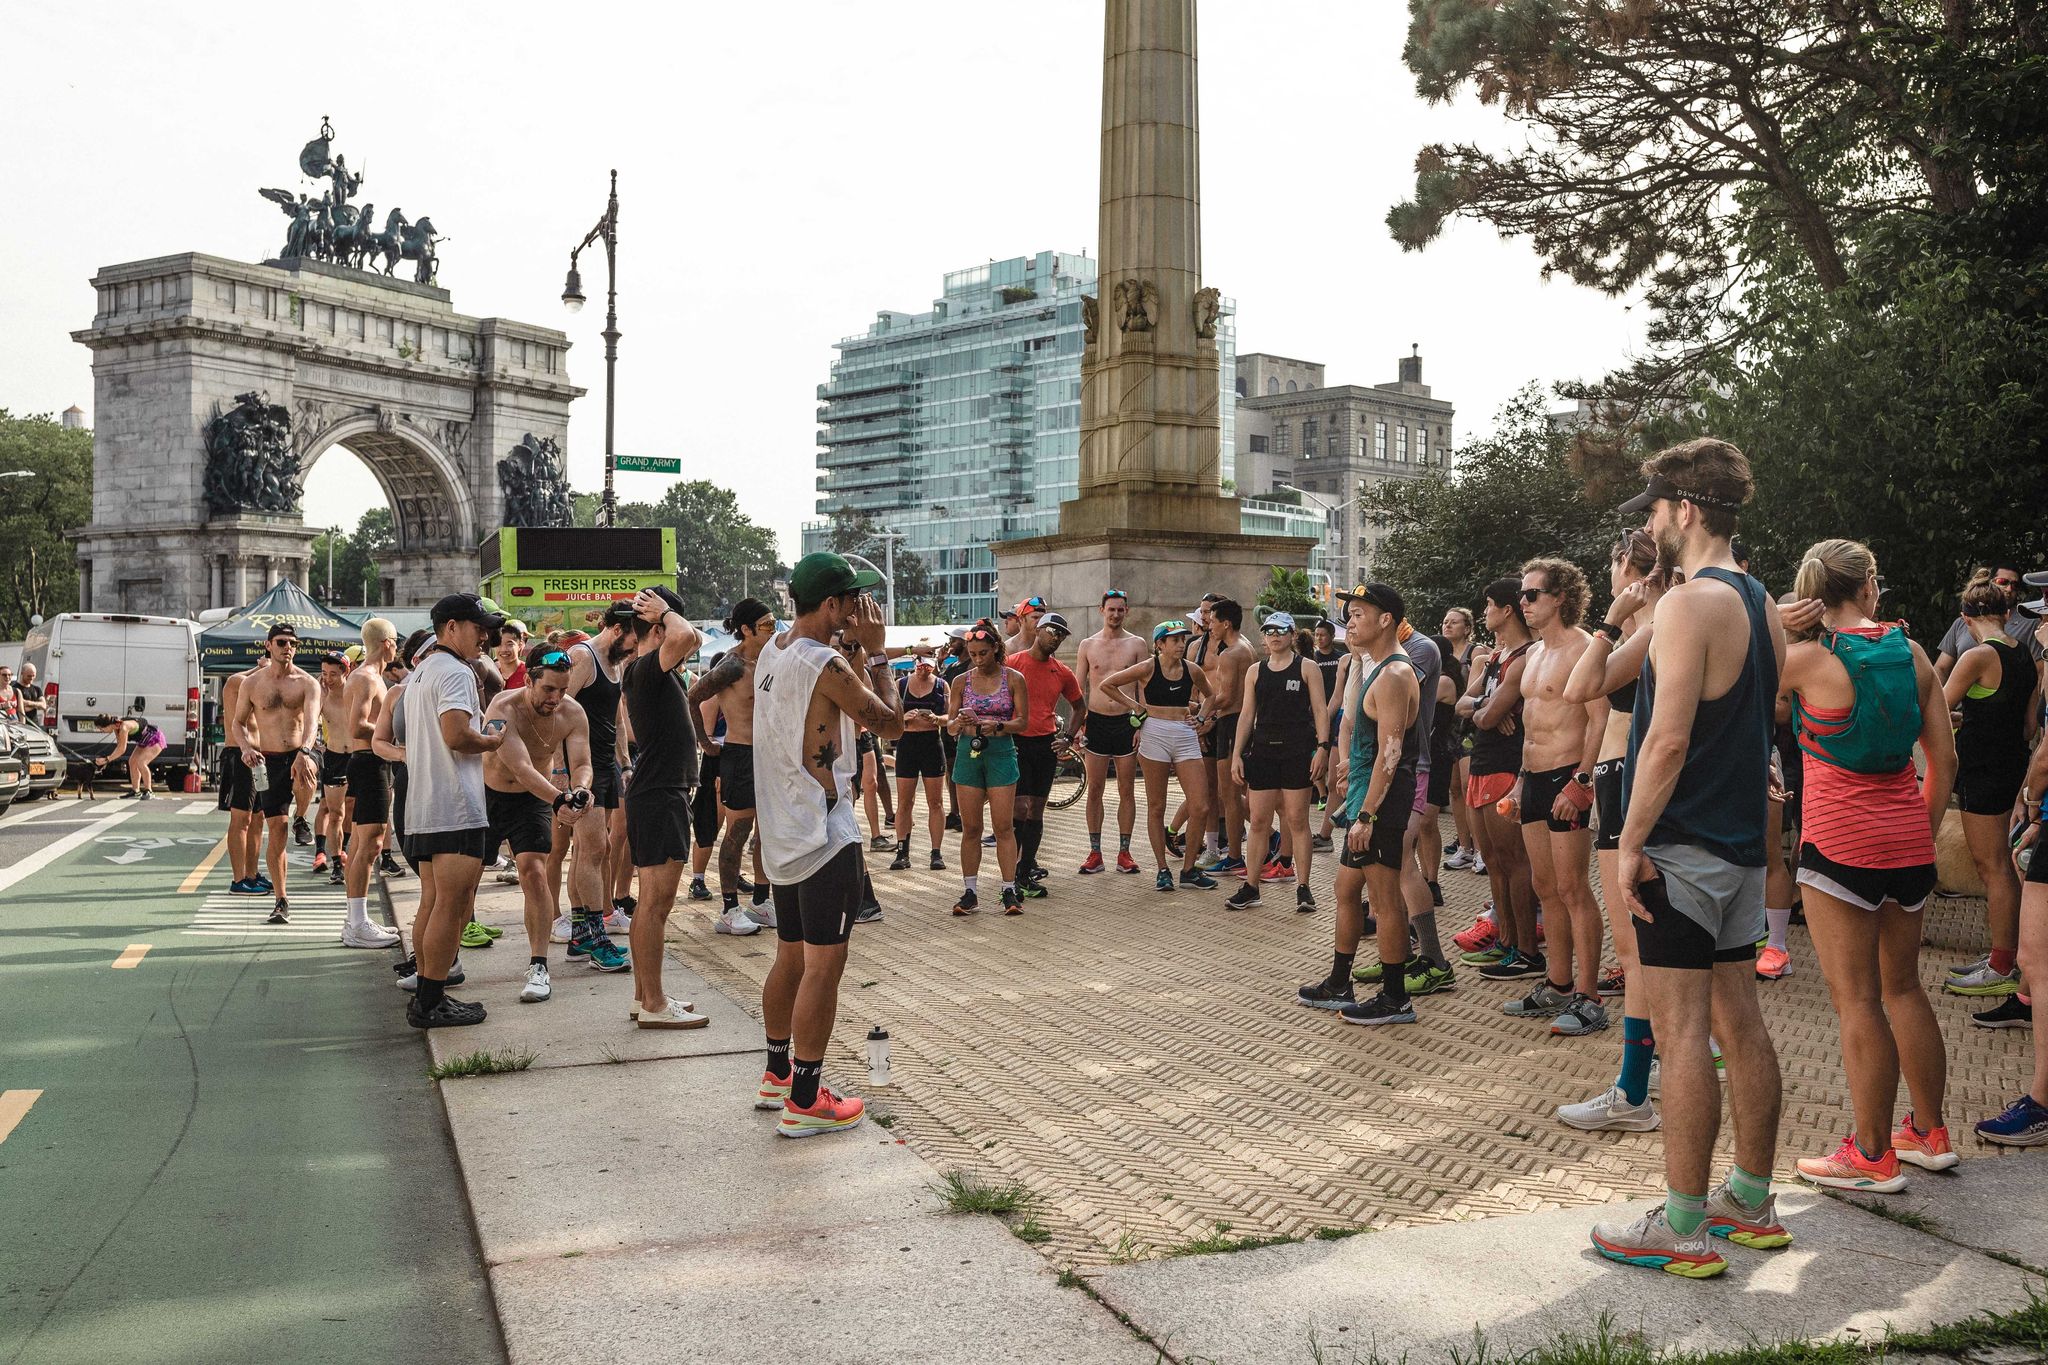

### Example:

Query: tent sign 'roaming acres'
xmin=613 ymin=455 xmax=680 ymax=474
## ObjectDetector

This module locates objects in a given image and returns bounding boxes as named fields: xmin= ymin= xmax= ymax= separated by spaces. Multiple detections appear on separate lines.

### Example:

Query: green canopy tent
xmin=199 ymin=580 xmax=361 ymax=674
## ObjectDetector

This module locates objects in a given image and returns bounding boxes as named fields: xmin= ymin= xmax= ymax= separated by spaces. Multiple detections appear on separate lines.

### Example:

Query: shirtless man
xmin=1507 ymin=557 xmax=1609 ymax=1037
xmin=314 ymin=653 xmax=353 ymax=883
xmin=219 ymin=664 xmax=269 ymax=895
xmin=687 ymin=597 xmax=778 ymax=936
xmin=483 ymin=647 xmax=598 ymax=1005
xmin=1073 ymin=589 xmax=1149 ymax=875
xmin=235 ymin=623 xmax=321 ymax=923
xmin=1200 ymin=598 xmax=1257 ymax=872
xmin=340 ymin=620 xmax=402 ymax=948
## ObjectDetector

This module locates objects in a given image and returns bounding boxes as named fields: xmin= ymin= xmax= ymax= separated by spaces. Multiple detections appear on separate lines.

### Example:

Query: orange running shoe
xmin=778 ymin=1084 xmax=866 ymax=1139
xmin=1078 ymin=850 xmax=1106 ymax=875
xmin=755 ymin=1070 xmax=792 ymax=1111
xmin=1894 ymin=1115 xmax=1959 ymax=1171
xmin=1755 ymin=945 xmax=1791 ymax=980
xmin=1116 ymin=850 xmax=1141 ymax=874
xmin=1797 ymin=1135 xmax=1907 ymax=1192
xmin=1453 ymin=915 xmax=1498 ymax=954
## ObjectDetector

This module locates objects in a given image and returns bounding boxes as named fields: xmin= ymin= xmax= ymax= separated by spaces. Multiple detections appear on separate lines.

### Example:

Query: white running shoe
xmin=1648 ymin=1057 xmax=1662 ymax=1097
xmin=396 ymin=957 xmax=462 ymax=992
xmin=637 ymin=997 xmax=709 ymax=1029
xmin=519 ymin=961 xmax=552 ymax=1003
xmin=550 ymin=915 xmax=574 ymax=944
xmin=603 ymin=908 xmax=630 ymax=935
xmin=340 ymin=922 xmax=400 ymax=949
xmin=1557 ymin=1085 xmax=1661 ymax=1132
xmin=743 ymin=902 xmax=778 ymax=930
xmin=1472 ymin=854 xmax=1487 ymax=875
xmin=715 ymin=907 xmax=762 ymax=936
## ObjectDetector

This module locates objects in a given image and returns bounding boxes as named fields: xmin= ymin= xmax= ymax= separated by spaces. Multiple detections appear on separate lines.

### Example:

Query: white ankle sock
xmin=964 ymin=874 xmax=978 ymax=893
xmin=346 ymin=895 xmax=369 ymax=930
xmin=1765 ymin=906 xmax=1791 ymax=952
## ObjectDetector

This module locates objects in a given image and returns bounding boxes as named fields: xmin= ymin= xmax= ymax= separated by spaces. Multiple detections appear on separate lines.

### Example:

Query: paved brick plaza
xmin=677 ymin=803 xmax=2036 ymax=1268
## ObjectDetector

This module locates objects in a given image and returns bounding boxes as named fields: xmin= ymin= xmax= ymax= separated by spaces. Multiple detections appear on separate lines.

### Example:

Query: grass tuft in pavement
xmin=1010 ymin=1217 xmax=1053 ymax=1245
xmin=934 ymin=1169 xmax=1040 ymax=1216
xmin=427 ymin=1048 xmax=537 ymax=1080
xmin=1846 ymin=1198 xmax=1939 ymax=1235
xmin=1168 ymin=1220 xmax=1301 ymax=1259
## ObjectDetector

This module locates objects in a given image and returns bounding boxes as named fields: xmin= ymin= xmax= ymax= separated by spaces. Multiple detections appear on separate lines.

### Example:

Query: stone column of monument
xmin=992 ymin=0 xmax=1312 ymax=634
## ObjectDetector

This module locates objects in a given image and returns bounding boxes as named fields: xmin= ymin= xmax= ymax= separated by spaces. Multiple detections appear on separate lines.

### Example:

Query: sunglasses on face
xmin=1518 ymin=588 xmax=1553 ymax=604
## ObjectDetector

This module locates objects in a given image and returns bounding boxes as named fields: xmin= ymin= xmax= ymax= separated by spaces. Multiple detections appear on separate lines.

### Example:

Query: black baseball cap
xmin=1335 ymin=582 xmax=1405 ymax=624
xmin=266 ymin=622 xmax=298 ymax=641
xmin=431 ymin=592 xmax=508 ymax=630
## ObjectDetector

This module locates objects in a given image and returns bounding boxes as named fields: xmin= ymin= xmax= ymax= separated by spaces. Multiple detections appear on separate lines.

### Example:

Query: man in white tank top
xmin=752 ymin=553 xmax=905 ymax=1138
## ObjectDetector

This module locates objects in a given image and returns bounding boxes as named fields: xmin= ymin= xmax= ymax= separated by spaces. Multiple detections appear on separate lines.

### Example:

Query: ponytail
xmin=1793 ymin=538 xmax=1876 ymax=607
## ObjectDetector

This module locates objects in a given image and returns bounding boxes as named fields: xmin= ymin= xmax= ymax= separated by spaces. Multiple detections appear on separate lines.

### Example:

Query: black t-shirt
xmin=622 ymin=654 xmax=699 ymax=792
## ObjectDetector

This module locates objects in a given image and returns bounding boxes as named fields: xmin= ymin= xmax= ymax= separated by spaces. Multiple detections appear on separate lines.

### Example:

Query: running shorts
xmin=486 ymin=786 xmax=556 ymax=858
xmin=1084 ymin=710 xmax=1138 ymax=759
xmin=1797 ymin=843 xmax=1936 ymax=913
xmin=403 ymin=826 xmax=489 ymax=864
xmin=1243 ymin=738 xmax=1313 ymax=792
xmin=895 ymin=732 xmax=945 ymax=780
xmin=1138 ymin=718 xmax=1202 ymax=765
xmin=770 ymin=840 xmax=864 ymax=947
xmin=1411 ymin=761 xmax=1437 ymax=814
xmin=720 ymin=742 xmax=757 ymax=812
xmin=1014 ymin=734 xmax=1058 ymax=801
xmin=1200 ymin=711 xmax=1240 ymax=761
xmin=1520 ymin=764 xmax=1591 ymax=832
xmin=256 ymin=751 xmax=300 ymax=819
xmin=224 ymin=748 xmax=254 ymax=813
xmin=1426 ymin=759 xmax=1453 ymax=810
xmin=1592 ymin=757 xmax=1626 ymax=852
xmin=1336 ymin=771 xmax=1416 ymax=870
xmin=627 ymin=783 xmax=693 ymax=868
xmin=2028 ymin=827 xmax=2048 ymax=886
xmin=1632 ymin=843 xmax=1765 ymax=970
xmin=953 ymin=735 xmax=1019 ymax=790
xmin=590 ymin=758 xmax=622 ymax=811
xmin=1466 ymin=769 xmax=1516 ymax=812
xmin=345 ymin=750 xmax=391 ymax=825
xmin=1955 ymin=759 xmax=2027 ymax=818
xmin=693 ymin=752 xmax=722 ymax=846
xmin=320 ymin=748 xmax=350 ymax=788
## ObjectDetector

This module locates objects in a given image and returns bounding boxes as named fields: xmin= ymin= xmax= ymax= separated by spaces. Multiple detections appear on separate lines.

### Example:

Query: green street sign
xmin=614 ymin=455 xmax=681 ymax=474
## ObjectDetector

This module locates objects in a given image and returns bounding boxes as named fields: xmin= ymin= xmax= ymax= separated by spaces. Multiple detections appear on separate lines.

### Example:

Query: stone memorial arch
xmin=71 ymin=253 xmax=582 ymax=614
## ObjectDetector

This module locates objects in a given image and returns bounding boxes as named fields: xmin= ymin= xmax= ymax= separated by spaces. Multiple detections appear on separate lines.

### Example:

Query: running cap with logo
xmin=1040 ymin=611 xmax=1072 ymax=636
xmin=1012 ymin=595 xmax=1047 ymax=619
xmin=266 ymin=622 xmax=298 ymax=641
xmin=1616 ymin=473 xmax=1745 ymax=517
xmin=1335 ymin=582 xmax=1405 ymax=624
xmin=2019 ymin=569 xmax=2048 ymax=617
xmin=789 ymin=551 xmax=882 ymax=604
xmin=1152 ymin=619 xmax=1193 ymax=642
xmin=1261 ymin=611 xmax=1296 ymax=634
xmin=431 ymin=592 xmax=509 ymax=629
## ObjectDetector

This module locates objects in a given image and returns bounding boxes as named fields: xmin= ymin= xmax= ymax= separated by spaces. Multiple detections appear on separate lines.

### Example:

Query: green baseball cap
xmin=789 ymin=551 xmax=882 ymax=603
xmin=1152 ymin=619 xmax=1193 ymax=642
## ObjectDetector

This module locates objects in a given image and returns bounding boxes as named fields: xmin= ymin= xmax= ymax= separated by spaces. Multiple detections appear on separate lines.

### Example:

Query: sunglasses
xmin=1103 ymin=589 xmax=1128 ymax=601
xmin=1518 ymin=588 xmax=1553 ymax=604
xmin=1261 ymin=626 xmax=1291 ymax=635
xmin=536 ymin=650 xmax=570 ymax=668
xmin=966 ymin=628 xmax=996 ymax=642
xmin=1875 ymin=575 xmax=1888 ymax=595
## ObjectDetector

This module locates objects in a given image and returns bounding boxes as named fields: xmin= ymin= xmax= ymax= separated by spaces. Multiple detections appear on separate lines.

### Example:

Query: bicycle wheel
xmin=1046 ymin=755 xmax=1086 ymax=810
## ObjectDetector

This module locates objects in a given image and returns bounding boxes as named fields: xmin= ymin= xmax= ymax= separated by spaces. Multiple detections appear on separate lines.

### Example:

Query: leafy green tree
xmin=1256 ymin=566 xmax=1320 ymax=620
xmin=1360 ymin=386 xmax=1617 ymax=632
xmin=309 ymin=508 xmax=398 ymax=607
xmin=631 ymin=481 xmax=785 ymax=619
xmin=0 ymin=411 xmax=92 ymax=637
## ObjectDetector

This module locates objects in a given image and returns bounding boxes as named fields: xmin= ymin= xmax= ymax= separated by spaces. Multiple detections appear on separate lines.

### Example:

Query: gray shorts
xmin=1636 ymin=843 xmax=1766 ymax=969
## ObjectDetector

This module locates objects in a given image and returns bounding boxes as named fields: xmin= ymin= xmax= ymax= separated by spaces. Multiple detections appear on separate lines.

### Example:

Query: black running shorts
xmin=770 ymin=841 xmax=864 ymax=947
xmin=894 ymin=733 xmax=945 ymax=780
xmin=590 ymin=757 xmax=622 ymax=811
xmin=693 ymin=752 xmax=722 ymax=846
xmin=1520 ymin=764 xmax=1590 ymax=833
xmin=256 ymin=751 xmax=300 ymax=819
xmin=1084 ymin=710 xmax=1137 ymax=759
xmin=1337 ymin=771 xmax=1415 ymax=869
xmin=1242 ymin=738 xmax=1313 ymax=792
xmin=1593 ymin=757 xmax=1626 ymax=853
xmin=487 ymin=786 xmax=556 ymax=858
xmin=404 ymin=825 xmax=488 ymax=864
xmin=720 ymin=742 xmax=757 ymax=812
xmin=224 ymin=748 xmax=254 ymax=813
xmin=345 ymin=750 xmax=391 ymax=825
xmin=627 ymin=783 xmax=692 ymax=868
xmin=1014 ymin=734 xmax=1058 ymax=801
xmin=320 ymin=749 xmax=349 ymax=789
xmin=1200 ymin=711 xmax=1239 ymax=761
xmin=1955 ymin=758 xmax=2026 ymax=818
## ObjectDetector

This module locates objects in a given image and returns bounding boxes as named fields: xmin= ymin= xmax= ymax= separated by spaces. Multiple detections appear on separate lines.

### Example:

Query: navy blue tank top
xmin=1622 ymin=568 xmax=1776 ymax=866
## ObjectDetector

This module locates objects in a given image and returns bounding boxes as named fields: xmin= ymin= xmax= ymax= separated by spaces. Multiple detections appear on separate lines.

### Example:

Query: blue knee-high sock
xmin=1618 ymin=1016 xmax=1656 ymax=1105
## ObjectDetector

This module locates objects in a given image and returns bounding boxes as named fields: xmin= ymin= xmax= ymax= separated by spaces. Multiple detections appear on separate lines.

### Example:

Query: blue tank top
xmin=1622 ymin=567 xmax=1776 ymax=866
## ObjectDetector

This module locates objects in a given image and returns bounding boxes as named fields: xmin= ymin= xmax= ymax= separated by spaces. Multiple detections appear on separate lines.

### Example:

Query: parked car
xmin=19 ymin=613 xmax=202 ymax=777
xmin=0 ymin=748 xmax=23 ymax=813
xmin=4 ymin=722 xmax=64 ymax=798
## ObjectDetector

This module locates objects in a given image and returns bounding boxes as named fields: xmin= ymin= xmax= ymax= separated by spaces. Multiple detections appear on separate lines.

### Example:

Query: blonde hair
xmin=1961 ymin=568 xmax=2007 ymax=618
xmin=1793 ymin=538 xmax=1876 ymax=607
xmin=362 ymin=616 xmax=397 ymax=647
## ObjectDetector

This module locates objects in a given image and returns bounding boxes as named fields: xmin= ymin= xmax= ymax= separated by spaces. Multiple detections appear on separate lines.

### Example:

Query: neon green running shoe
xmin=1460 ymin=944 xmax=1509 ymax=966
xmin=459 ymin=921 xmax=495 ymax=949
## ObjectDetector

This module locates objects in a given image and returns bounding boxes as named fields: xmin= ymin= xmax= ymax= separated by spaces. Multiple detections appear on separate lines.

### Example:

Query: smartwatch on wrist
xmin=1572 ymin=771 xmax=1594 ymax=789
xmin=1594 ymin=622 xmax=1623 ymax=644
xmin=867 ymin=654 xmax=889 ymax=669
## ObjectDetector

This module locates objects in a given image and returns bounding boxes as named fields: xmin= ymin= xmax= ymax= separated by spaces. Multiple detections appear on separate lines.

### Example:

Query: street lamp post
xmin=870 ymin=530 xmax=908 ymax=626
xmin=325 ymin=525 xmax=338 ymax=600
xmin=563 ymin=171 xmax=621 ymax=528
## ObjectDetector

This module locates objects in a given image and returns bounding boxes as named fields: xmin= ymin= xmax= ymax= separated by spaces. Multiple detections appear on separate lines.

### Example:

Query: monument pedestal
xmin=993 ymin=527 xmax=1316 ymax=638
xmin=74 ymin=515 xmax=318 ymax=615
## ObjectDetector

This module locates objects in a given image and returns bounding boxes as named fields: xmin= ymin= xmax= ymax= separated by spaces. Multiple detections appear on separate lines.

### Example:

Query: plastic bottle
xmin=866 ymin=1026 xmax=891 ymax=1088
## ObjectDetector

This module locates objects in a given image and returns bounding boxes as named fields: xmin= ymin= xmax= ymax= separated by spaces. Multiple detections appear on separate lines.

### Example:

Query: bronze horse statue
xmin=397 ymin=216 xmax=441 ymax=285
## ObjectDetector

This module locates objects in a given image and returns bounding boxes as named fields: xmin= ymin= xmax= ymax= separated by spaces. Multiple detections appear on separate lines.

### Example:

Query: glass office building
xmin=802 ymin=250 xmax=1241 ymax=621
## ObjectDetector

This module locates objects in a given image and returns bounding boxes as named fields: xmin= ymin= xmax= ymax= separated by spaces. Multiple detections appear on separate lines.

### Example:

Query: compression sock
xmin=1664 ymin=1188 xmax=1708 ymax=1237
xmin=1618 ymin=1017 xmax=1656 ymax=1106
xmin=1993 ymin=947 xmax=2019 ymax=976
xmin=1412 ymin=911 xmax=1446 ymax=969
xmin=1019 ymin=819 xmax=1045 ymax=876
xmin=1765 ymin=905 xmax=1791 ymax=953
xmin=315 ymin=834 xmax=327 ymax=854
xmin=1727 ymin=1164 xmax=1771 ymax=1208
xmin=790 ymin=1058 xmax=823 ymax=1109
xmin=765 ymin=1036 xmax=792 ymax=1080
xmin=1089 ymin=832 xmax=1102 ymax=853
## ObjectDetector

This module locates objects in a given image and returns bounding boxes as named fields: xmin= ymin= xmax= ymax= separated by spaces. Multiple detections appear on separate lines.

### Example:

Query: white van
xmin=19 ymin=613 xmax=203 ymax=771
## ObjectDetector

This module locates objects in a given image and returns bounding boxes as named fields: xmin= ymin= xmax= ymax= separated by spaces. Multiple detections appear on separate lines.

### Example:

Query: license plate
xmin=28 ymin=763 xmax=44 ymax=777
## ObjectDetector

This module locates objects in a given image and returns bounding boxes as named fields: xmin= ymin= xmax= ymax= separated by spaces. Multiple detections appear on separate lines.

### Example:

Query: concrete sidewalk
xmin=383 ymin=873 xmax=1151 ymax=1365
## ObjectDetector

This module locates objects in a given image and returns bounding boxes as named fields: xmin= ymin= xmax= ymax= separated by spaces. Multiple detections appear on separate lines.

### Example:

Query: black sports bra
xmin=1142 ymin=660 xmax=1194 ymax=708
xmin=1609 ymin=677 xmax=1638 ymax=715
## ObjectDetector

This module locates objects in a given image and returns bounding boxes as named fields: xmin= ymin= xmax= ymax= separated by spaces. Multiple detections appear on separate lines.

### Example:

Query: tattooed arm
xmin=813 ymin=594 xmax=904 ymax=740
xmin=685 ymin=652 xmax=745 ymax=749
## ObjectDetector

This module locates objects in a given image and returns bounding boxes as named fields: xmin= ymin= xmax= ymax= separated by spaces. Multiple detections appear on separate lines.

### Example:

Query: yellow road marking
xmin=178 ymin=836 xmax=230 ymax=894
xmin=0 ymin=1090 xmax=42 ymax=1144
xmin=112 ymin=944 xmax=151 ymax=969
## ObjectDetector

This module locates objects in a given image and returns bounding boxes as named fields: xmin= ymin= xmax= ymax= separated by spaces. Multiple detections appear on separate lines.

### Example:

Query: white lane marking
xmin=0 ymin=806 xmax=142 ymax=895
xmin=0 ymin=799 xmax=95 ymax=829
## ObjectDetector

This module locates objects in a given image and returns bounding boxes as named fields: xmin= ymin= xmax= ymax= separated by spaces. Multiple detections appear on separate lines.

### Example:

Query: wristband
xmin=867 ymin=655 xmax=889 ymax=669
xmin=1594 ymin=622 xmax=1623 ymax=644
xmin=552 ymin=792 xmax=568 ymax=811
xmin=1562 ymin=780 xmax=1595 ymax=810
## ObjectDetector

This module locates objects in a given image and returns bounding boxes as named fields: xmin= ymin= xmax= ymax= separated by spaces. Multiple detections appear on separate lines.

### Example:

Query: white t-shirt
xmin=401 ymin=647 xmax=487 ymax=834
xmin=753 ymin=632 xmax=858 ymax=886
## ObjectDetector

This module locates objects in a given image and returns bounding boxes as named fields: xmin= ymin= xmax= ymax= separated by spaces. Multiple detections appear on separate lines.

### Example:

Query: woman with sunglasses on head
xmin=889 ymin=646 xmax=950 ymax=874
xmin=1940 ymin=570 xmax=2038 ymax=1006
xmin=945 ymin=621 xmax=1031 ymax=916
xmin=1225 ymin=611 xmax=1330 ymax=912
xmin=1781 ymin=539 xmax=1958 ymax=1190
xmin=1095 ymin=621 xmax=1220 ymax=892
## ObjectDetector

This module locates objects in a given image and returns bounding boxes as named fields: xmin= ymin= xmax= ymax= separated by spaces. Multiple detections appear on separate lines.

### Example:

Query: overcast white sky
xmin=4 ymin=0 xmax=1641 ymax=560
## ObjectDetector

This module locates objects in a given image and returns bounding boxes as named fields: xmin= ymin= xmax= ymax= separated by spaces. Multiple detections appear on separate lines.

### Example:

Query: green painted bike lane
xmin=0 ymin=798 xmax=504 ymax=1365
